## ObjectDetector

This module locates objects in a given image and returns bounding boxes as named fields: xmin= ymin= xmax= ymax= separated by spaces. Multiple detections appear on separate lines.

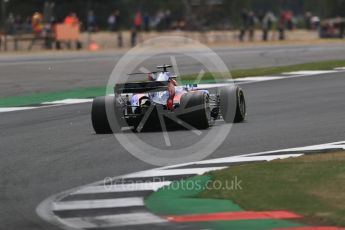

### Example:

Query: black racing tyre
xmin=91 ymin=96 xmax=122 ymax=134
xmin=234 ymin=88 xmax=246 ymax=123
xmin=179 ymin=91 xmax=211 ymax=129
xmin=220 ymin=85 xmax=237 ymax=123
xmin=220 ymin=85 xmax=246 ymax=123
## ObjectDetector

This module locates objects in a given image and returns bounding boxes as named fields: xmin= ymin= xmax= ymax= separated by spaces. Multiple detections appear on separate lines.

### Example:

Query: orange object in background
xmin=64 ymin=14 xmax=80 ymax=26
xmin=88 ymin=42 xmax=99 ymax=51
xmin=55 ymin=24 xmax=80 ymax=41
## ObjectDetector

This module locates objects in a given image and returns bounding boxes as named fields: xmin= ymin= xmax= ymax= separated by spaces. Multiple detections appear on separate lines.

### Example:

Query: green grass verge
xmin=145 ymin=175 xmax=304 ymax=230
xmin=0 ymin=86 xmax=105 ymax=107
xmin=1 ymin=59 xmax=344 ymax=107
xmin=200 ymin=152 xmax=345 ymax=227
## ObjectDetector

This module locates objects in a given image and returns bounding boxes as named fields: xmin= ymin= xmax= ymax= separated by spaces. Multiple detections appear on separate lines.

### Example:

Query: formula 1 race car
xmin=91 ymin=65 xmax=246 ymax=133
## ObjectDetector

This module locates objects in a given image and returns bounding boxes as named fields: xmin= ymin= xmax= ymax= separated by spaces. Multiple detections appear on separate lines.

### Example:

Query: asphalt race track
xmin=2 ymin=43 xmax=345 ymax=97
xmin=1 ymin=44 xmax=345 ymax=230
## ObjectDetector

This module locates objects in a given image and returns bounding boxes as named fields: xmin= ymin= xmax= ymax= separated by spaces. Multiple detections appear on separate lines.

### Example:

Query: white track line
xmin=282 ymin=70 xmax=337 ymax=75
xmin=279 ymin=143 xmax=345 ymax=152
xmin=60 ymin=212 xmax=167 ymax=228
xmin=196 ymin=83 xmax=234 ymax=89
xmin=122 ymin=167 xmax=226 ymax=179
xmin=161 ymin=154 xmax=303 ymax=170
xmin=227 ymin=141 xmax=345 ymax=158
xmin=158 ymin=141 xmax=345 ymax=170
xmin=235 ymin=76 xmax=286 ymax=82
xmin=72 ymin=181 xmax=171 ymax=195
xmin=53 ymin=197 xmax=144 ymax=211
xmin=0 ymin=107 xmax=37 ymax=112
xmin=41 ymin=99 xmax=93 ymax=104
xmin=0 ymin=99 xmax=92 ymax=113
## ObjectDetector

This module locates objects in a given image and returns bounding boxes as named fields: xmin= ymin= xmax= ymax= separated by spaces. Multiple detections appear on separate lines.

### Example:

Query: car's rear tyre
xmin=179 ymin=91 xmax=211 ymax=129
xmin=220 ymin=85 xmax=246 ymax=123
xmin=91 ymin=96 xmax=121 ymax=134
xmin=234 ymin=88 xmax=246 ymax=123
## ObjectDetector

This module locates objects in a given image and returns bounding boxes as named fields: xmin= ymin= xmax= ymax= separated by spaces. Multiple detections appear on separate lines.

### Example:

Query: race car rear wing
xmin=114 ymin=81 xmax=169 ymax=94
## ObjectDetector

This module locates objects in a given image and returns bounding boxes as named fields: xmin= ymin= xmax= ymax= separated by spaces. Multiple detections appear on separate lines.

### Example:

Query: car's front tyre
xmin=220 ymin=86 xmax=246 ymax=123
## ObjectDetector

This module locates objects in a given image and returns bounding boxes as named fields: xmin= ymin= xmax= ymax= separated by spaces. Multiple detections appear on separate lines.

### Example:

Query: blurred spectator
xmin=63 ymin=13 xmax=81 ymax=50
xmin=311 ymin=16 xmax=320 ymax=30
xmin=107 ymin=11 xmax=116 ymax=32
xmin=32 ymin=12 xmax=43 ymax=35
xmin=134 ymin=10 xmax=143 ymax=31
xmin=340 ymin=20 xmax=345 ymax=38
xmin=248 ymin=11 xmax=256 ymax=41
xmin=278 ymin=11 xmax=287 ymax=40
xmin=107 ymin=10 xmax=123 ymax=47
xmin=131 ymin=10 xmax=143 ymax=47
xmin=87 ymin=10 xmax=96 ymax=32
xmin=27 ymin=12 xmax=44 ymax=50
xmin=115 ymin=10 xmax=123 ymax=47
xmin=304 ymin=11 xmax=312 ymax=30
xmin=43 ymin=1 xmax=55 ymax=49
xmin=285 ymin=10 xmax=294 ymax=30
xmin=5 ymin=13 xmax=15 ymax=35
xmin=154 ymin=10 xmax=165 ymax=31
xmin=143 ymin=12 xmax=150 ymax=31
xmin=262 ymin=11 xmax=276 ymax=41
xmin=152 ymin=9 xmax=173 ymax=31
xmin=131 ymin=26 xmax=137 ymax=47
xmin=13 ymin=14 xmax=22 ymax=32
xmin=239 ymin=8 xmax=248 ymax=41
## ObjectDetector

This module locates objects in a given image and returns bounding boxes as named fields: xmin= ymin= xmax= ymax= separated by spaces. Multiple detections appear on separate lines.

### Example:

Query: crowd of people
xmin=3 ymin=7 xmax=177 ymax=34
xmin=0 ymin=1 xmax=338 ymax=51
xmin=239 ymin=8 xmax=321 ymax=42
xmin=2 ymin=1 xmax=180 ymax=49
